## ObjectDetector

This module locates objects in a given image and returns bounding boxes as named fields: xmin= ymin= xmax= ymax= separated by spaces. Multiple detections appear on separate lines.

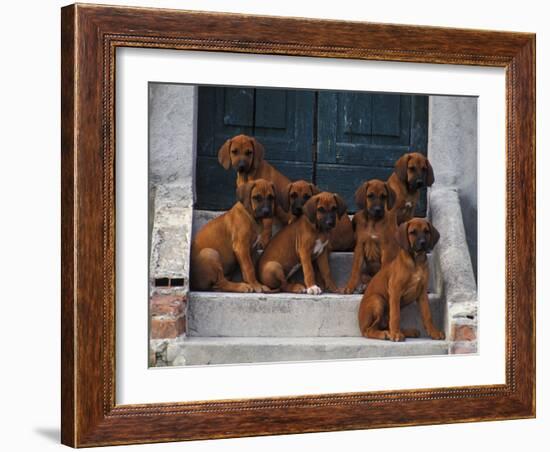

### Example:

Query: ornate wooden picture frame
xmin=61 ymin=3 xmax=535 ymax=447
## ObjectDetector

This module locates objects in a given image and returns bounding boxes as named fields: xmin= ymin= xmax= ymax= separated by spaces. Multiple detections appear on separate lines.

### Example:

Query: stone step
xmin=187 ymin=292 xmax=444 ymax=337
xmin=167 ymin=336 xmax=450 ymax=366
xmin=192 ymin=210 xmax=437 ymax=292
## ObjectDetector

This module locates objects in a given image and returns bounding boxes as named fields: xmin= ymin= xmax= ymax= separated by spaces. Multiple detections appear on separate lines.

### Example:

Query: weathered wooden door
xmin=195 ymin=87 xmax=314 ymax=210
xmin=196 ymin=87 xmax=428 ymax=214
xmin=316 ymin=91 xmax=428 ymax=214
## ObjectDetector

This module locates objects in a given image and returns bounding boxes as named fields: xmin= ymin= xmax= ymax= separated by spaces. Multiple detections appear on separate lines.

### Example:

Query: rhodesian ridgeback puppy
xmin=218 ymin=134 xmax=291 ymax=246
xmin=190 ymin=179 xmax=276 ymax=293
xmin=357 ymin=218 xmax=445 ymax=341
xmin=387 ymin=152 xmax=434 ymax=225
xmin=258 ymin=192 xmax=346 ymax=294
xmin=279 ymin=180 xmax=354 ymax=252
xmin=342 ymin=179 xmax=397 ymax=294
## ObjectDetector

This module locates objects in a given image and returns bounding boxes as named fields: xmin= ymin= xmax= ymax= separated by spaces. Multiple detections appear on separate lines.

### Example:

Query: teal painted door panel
xmin=316 ymin=91 xmax=428 ymax=214
xmin=196 ymin=87 xmax=314 ymax=210
xmin=196 ymin=86 xmax=428 ymax=214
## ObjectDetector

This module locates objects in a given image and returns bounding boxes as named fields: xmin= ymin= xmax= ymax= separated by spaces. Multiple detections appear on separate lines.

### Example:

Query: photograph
xmin=54 ymin=1 xmax=537 ymax=447
xmin=148 ymin=84 xmax=478 ymax=366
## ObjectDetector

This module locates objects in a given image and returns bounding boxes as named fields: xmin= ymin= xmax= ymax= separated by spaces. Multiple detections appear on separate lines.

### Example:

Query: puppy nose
xmin=415 ymin=179 xmax=424 ymax=188
xmin=373 ymin=206 xmax=383 ymax=214
xmin=326 ymin=218 xmax=335 ymax=227
xmin=418 ymin=238 xmax=426 ymax=248
xmin=261 ymin=207 xmax=271 ymax=217
xmin=237 ymin=161 xmax=247 ymax=172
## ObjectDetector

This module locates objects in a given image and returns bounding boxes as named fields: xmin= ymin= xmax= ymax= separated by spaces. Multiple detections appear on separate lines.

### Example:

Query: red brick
xmin=150 ymin=294 xmax=185 ymax=317
xmin=452 ymin=324 xmax=476 ymax=341
xmin=452 ymin=325 xmax=477 ymax=341
xmin=151 ymin=316 xmax=185 ymax=339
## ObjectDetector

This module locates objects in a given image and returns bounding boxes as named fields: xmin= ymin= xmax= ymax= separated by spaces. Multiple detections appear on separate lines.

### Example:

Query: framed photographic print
xmin=61 ymin=3 xmax=535 ymax=447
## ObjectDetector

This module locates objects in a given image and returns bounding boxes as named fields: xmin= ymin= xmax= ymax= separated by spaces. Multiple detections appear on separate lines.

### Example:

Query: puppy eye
xmin=380 ymin=194 xmax=386 ymax=200
xmin=231 ymin=149 xmax=238 ymax=154
xmin=367 ymin=193 xmax=375 ymax=199
xmin=303 ymin=194 xmax=310 ymax=200
xmin=331 ymin=206 xmax=337 ymax=212
xmin=290 ymin=192 xmax=298 ymax=199
xmin=318 ymin=207 xmax=326 ymax=213
xmin=408 ymin=166 xmax=415 ymax=171
xmin=410 ymin=229 xmax=417 ymax=235
xmin=245 ymin=150 xmax=253 ymax=156
xmin=253 ymin=195 xmax=262 ymax=202
xmin=423 ymin=228 xmax=429 ymax=234
xmin=267 ymin=194 xmax=274 ymax=201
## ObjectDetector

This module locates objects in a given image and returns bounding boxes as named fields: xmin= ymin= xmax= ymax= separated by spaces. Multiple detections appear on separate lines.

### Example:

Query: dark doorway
xmin=195 ymin=86 xmax=428 ymax=214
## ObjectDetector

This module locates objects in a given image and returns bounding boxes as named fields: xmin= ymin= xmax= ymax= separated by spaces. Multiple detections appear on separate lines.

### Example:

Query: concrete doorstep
xmin=166 ymin=337 xmax=450 ymax=366
xmin=187 ymin=292 xmax=444 ymax=338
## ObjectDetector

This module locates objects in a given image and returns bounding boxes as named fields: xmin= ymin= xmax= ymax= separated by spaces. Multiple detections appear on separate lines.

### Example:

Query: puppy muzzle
xmin=237 ymin=160 xmax=248 ymax=173
xmin=320 ymin=214 xmax=336 ymax=231
xmin=414 ymin=238 xmax=427 ymax=252
xmin=257 ymin=206 xmax=272 ymax=219
xmin=291 ymin=204 xmax=303 ymax=216
xmin=369 ymin=206 xmax=384 ymax=219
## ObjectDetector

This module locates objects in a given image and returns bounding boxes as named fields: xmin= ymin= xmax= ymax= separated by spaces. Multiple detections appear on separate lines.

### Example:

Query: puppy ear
xmin=334 ymin=194 xmax=347 ymax=218
xmin=385 ymin=183 xmax=396 ymax=210
xmin=270 ymin=182 xmax=277 ymax=210
xmin=395 ymin=154 xmax=410 ymax=183
xmin=309 ymin=183 xmax=321 ymax=195
xmin=395 ymin=222 xmax=411 ymax=251
xmin=236 ymin=181 xmax=254 ymax=211
xmin=303 ymin=195 xmax=318 ymax=224
xmin=425 ymin=158 xmax=435 ymax=187
xmin=278 ymin=182 xmax=292 ymax=213
xmin=251 ymin=137 xmax=265 ymax=170
xmin=355 ymin=181 xmax=368 ymax=210
xmin=429 ymin=222 xmax=440 ymax=249
xmin=352 ymin=214 xmax=358 ymax=232
xmin=217 ymin=138 xmax=232 ymax=170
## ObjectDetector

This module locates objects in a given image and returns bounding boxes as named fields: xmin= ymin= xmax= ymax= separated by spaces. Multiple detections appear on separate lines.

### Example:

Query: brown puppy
xmin=218 ymin=134 xmax=291 ymax=247
xmin=279 ymin=180 xmax=320 ymax=223
xmin=357 ymin=218 xmax=445 ymax=341
xmin=218 ymin=134 xmax=291 ymax=220
xmin=258 ymin=192 xmax=346 ymax=294
xmin=279 ymin=180 xmax=354 ymax=252
xmin=190 ymin=179 xmax=276 ymax=293
xmin=342 ymin=179 xmax=397 ymax=294
xmin=387 ymin=152 xmax=434 ymax=225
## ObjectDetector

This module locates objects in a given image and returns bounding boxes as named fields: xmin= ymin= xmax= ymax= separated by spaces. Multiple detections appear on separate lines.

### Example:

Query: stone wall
xmin=148 ymin=84 xmax=197 ymax=343
xmin=427 ymin=96 xmax=478 ymax=354
xmin=428 ymin=96 xmax=478 ymax=277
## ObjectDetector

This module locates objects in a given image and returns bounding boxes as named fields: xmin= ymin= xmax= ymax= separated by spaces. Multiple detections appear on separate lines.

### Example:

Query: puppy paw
xmin=306 ymin=285 xmax=323 ymax=295
xmin=260 ymin=284 xmax=276 ymax=293
xmin=238 ymin=283 xmax=254 ymax=293
xmin=287 ymin=283 xmax=306 ymax=294
xmin=249 ymin=283 xmax=266 ymax=293
xmin=429 ymin=330 xmax=445 ymax=340
xmin=387 ymin=331 xmax=405 ymax=342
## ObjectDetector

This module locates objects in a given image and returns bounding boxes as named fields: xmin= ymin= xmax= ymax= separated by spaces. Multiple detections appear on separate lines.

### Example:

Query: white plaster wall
xmin=148 ymin=84 xmax=198 ymax=287
xmin=428 ymin=96 xmax=478 ymax=276
xmin=149 ymin=83 xmax=198 ymax=194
